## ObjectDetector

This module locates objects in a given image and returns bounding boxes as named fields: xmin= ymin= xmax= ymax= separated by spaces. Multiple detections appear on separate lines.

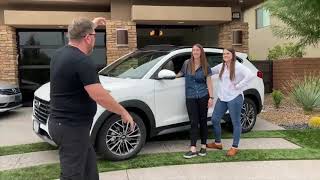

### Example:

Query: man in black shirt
xmin=49 ymin=17 xmax=135 ymax=180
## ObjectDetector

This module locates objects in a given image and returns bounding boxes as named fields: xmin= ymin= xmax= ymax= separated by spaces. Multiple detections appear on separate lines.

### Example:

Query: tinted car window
xmin=206 ymin=52 xmax=223 ymax=67
xmin=100 ymin=51 xmax=168 ymax=79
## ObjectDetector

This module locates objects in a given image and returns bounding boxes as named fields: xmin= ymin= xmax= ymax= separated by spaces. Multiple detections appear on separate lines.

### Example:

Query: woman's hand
xmin=176 ymin=71 xmax=183 ymax=78
xmin=208 ymin=98 xmax=213 ymax=108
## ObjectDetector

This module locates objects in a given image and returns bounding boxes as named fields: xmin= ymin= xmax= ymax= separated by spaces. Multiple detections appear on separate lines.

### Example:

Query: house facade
xmin=0 ymin=0 xmax=262 ymax=103
xmin=244 ymin=3 xmax=320 ymax=60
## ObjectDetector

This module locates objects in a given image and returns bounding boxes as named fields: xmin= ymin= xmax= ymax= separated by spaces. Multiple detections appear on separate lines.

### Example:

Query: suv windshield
xmin=99 ymin=51 xmax=168 ymax=79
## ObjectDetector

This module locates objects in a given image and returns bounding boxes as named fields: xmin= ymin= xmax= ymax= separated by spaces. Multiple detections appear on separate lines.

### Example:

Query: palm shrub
xmin=288 ymin=75 xmax=320 ymax=113
xmin=265 ymin=0 xmax=320 ymax=46
xmin=271 ymin=90 xmax=284 ymax=109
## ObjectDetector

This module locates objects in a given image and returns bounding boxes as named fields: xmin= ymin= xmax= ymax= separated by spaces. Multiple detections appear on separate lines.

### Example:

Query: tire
xmin=97 ymin=112 xmax=147 ymax=161
xmin=225 ymin=98 xmax=257 ymax=133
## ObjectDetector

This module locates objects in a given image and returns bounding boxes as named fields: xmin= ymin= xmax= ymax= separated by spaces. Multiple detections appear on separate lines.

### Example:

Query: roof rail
xmin=139 ymin=45 xmax=179 ymax=51
xmin=177 ymin=46 xmax=224 ymax=49
xmin=139 ymin=45 xmax=225 ymax=51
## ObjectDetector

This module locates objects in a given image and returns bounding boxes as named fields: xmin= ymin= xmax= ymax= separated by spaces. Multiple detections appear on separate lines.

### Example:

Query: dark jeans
xmin=48 ymin=120 xmax=99 ymax=180
xmin=186 ymin=95 xmax=209 ymax=147
xmin=211 ymin=95 xmax=243 ymax=148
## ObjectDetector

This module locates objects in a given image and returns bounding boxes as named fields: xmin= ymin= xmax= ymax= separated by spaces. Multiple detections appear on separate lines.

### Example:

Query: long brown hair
xmin=219 ymin=48 xmax=236 ymax=81
xmin=188 ymin=44 xmax=209 ymax=76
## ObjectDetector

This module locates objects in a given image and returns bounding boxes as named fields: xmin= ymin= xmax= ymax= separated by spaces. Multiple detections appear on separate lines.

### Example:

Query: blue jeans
xmin=211 ymin=95 xmax=243 ymax=148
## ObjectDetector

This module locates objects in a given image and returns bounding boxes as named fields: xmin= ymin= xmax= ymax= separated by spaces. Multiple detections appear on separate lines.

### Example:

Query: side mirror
xmin=157 ymin=69 xmax=176 ymax=80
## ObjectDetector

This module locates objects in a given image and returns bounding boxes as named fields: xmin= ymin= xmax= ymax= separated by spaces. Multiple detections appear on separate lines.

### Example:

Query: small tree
xmin=267 ymin=43 xmax=305 ymax=60
xmin=265 ymin=0 xmax=320 ymax=46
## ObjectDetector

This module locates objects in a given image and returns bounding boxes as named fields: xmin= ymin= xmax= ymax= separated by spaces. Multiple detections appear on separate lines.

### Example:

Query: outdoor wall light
xmin=232 ymin=12 xmax=241 ymax=19
xmin=116 ymin=29 xmax=129 ymax=46
xmin=149 ymin=29 xmax=163 ymax=37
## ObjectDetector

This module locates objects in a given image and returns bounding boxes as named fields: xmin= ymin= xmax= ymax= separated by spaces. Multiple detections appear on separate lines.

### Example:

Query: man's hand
xmin=121 ymin=110 xmax=136 ymax=131
xmin=92 ymin=17 xmax=106 ymax=27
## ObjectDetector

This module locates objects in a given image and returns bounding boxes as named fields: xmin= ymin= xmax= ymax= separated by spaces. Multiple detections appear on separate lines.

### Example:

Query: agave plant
xmin=289 ymin=74 xmax=320 ymax=113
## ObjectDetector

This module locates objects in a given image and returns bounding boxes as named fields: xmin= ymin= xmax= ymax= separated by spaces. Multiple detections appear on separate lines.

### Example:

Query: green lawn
xmin=0 ymin=143 xmax=57 ymax=156
xmin=0 ymin=129 xmax=284 ymax=157
xmin=0 ymin=129 xmax=319 ymax=180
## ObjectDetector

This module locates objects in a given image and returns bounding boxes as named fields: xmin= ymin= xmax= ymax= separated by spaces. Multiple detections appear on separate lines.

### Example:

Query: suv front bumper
xmin=32 ymin=115 xmax=56 ymax=146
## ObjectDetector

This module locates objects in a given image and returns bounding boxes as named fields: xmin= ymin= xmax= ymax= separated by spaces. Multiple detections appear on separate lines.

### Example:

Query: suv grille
xmin=33 ymin=97 xmax=50 ymax=124
xmin=0 ymin=88 xmax=20 ymax=95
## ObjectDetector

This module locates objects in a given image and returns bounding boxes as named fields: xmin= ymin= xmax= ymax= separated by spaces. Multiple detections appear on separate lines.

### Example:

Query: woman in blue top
xmin=176 ymin=44 xmax=213 ymax=159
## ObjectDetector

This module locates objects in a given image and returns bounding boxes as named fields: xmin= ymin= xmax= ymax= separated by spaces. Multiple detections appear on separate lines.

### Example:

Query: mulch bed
xmin=258 ymin=94 xmax=317 ymax=129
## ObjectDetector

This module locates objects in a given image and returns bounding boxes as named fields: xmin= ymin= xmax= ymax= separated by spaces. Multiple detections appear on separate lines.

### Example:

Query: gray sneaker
xmin=198 ymin=148 xmax=207 ymax=156
xmin=183 ymin=151 xmax=198 ymax=159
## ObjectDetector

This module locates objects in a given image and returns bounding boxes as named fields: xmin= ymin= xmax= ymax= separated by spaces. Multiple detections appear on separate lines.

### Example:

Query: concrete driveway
xmin=0 ymin=107 xmax=283 ymax=147
xmin=0 ymin=107 xmax=41 ymax=146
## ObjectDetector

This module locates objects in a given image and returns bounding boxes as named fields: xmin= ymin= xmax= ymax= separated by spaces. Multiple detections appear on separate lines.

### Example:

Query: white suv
xmin=32 ymin=45 xmax=264 ymax=161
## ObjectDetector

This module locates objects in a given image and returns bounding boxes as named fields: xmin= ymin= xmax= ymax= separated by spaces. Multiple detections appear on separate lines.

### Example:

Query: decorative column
xmin=0 ymin=25 xmax=18 ymax=84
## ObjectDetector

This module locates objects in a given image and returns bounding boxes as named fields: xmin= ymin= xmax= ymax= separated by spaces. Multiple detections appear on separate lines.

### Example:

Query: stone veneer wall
xmin=106 ymin=20 xmax=137 ymax=64
xmin=218 ymin=21 xmax=249 ymax=53
xmin=0 ymin=25 xmax=18 ymax=85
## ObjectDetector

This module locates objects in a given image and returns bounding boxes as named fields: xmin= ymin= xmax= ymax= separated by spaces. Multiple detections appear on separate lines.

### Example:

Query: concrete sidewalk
xmin=0 ymin=138 xmax=300 ymax=171
xmin=99 ymin=160 xmax=320 ymax=180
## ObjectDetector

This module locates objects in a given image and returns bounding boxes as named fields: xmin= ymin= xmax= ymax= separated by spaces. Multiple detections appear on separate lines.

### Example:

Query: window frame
xmin=150 ymin=52 xmax=190 ymax=79
xmin=255 ymin=7 xmax=271 ymax=29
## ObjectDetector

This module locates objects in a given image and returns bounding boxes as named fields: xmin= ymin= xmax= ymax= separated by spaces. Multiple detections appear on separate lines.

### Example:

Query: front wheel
xmin=225 ymin=98 xmax=257 ymax=133
xmin=97 ymin=113 xmax=146 ymax=161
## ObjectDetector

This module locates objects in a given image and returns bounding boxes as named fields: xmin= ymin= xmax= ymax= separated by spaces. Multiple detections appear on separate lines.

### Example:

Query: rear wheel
xmin=225 ymin=98 xmax=257 ymax=133
xmin=97 ymin=113 xmax=146 ymax=161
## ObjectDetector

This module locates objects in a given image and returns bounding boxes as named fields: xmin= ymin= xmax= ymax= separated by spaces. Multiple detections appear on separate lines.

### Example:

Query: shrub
xmin=271 ymin=90 xmax=284 ymax=109
xmin=267 ymin=43 xmax=305 ymax=60
xmin=308 ymin=116 xmax=320 ymax=128
xmin=288 ymin=75 xmax=320 ymax=113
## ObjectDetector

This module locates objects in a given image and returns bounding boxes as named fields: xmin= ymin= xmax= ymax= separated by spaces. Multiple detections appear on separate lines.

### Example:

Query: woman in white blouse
xmin=207 ymin=48 xmax=254 ymax=156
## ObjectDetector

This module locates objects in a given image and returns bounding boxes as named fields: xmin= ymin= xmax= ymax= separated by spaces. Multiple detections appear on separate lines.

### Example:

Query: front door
xmin=154 ymin=53 xmax=191 ymax=127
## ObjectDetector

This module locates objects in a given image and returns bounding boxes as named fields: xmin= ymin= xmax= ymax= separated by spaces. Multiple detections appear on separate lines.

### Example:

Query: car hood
xmin=98 ymin=76 xmax=139 ymax=92
xmin=34 ymin=76 xmax=142 ymax=102
xmin=0 ymin=81 xmax=18 ymax=89
xmin=34 ymin=82 xmax=50 ymax=101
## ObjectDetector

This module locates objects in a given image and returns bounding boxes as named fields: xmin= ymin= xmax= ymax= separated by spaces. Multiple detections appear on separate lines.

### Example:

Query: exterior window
xmin=64 ymin=31 xmax=106 ymax=66
xmin=256 ymin=7 xmax=270 ymax=29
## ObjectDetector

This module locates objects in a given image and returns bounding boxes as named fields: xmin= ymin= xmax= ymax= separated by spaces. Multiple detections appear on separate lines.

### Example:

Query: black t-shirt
xmin=50 ymin=45 xmax=99 ymax=126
